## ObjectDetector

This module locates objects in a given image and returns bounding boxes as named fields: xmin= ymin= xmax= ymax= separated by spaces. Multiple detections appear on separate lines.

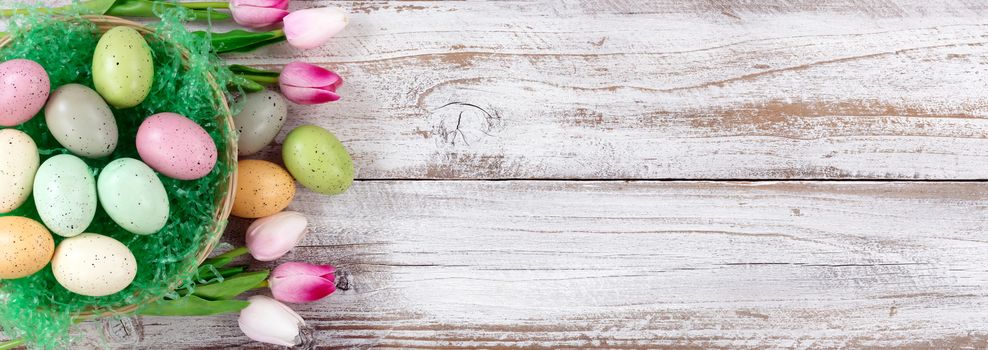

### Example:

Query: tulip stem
xmin=214 ymin=246 xmax=249 ymax=260
xmin=237 ymin=73 xmax=280 ymax=85
xmin=0 ymin=338 xmax=24 ymax=350
xmin=0 ymin=7 xmax=52 ymax=16
xmin=179 ymin=2 xmax=230 ymax=10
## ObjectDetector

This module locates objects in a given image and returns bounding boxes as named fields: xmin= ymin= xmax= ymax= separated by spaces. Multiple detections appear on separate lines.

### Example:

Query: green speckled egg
xmin=97 ymin=158 xmax=169 ymax=235
xmin=282 ymin=125 xmax=354 ymax=195
xmin=92 ymin=27 xmax=154 ymax=108
xmin=33 ymin=155 xmax=97 ymax=238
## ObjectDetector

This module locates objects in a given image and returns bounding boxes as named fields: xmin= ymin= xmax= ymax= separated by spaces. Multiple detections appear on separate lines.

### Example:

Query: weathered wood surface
xmin=4 ymin=0 xmax=988 ymax=349
xmin=224 ymin=0 xmax=988 ymax=180
xmin=129 ymin=181 xmax=988 ymax=349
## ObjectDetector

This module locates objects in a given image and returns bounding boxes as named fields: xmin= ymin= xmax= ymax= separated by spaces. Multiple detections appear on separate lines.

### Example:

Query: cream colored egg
xmin=52 ymin=233 xmax=137 ymax=297
xmin=0 ymin=129 xmax=39 ymax=213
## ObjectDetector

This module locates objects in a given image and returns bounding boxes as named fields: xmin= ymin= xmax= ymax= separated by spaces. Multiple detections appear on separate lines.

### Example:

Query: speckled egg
xmin=52 ymin=233 xmax=137 ymax=297
xmin=0 ymin=129 xmax=39 ymax=214
xmin=136 ymin=112 xmax=217 ymax=180
xmin=0 ymin=59 xmax=50 ymax=126
xmin=234 ymin=90 xmax=288 ymax=156
xmin=232 ymin=160 xmax=296 ymax=218
xmin=282 ymin=125 xmax=354 ymax=195
xmin=0 ymin=216 xmax=54 ymax=279
xmin=34 ymin=155 xmax=97 ymax=238
xmin=45 ymin=84 xmax=118 ymax=158
xmin=97 ymin=158 xmax=169 ymax=235
xmin=93 ymin=27 xmax=154 ymax=108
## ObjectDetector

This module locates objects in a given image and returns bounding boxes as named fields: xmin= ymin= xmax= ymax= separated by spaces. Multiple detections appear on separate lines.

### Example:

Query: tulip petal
xmin=272 ymin=262 xmax=336 ymax=279
xmin=238 ymin=296 xmax=305 ymax=347
xmin=283 ymin=7 xmax=348 ymax=49
xmin=279 ymin=62 xmax=342 ymax=88
xmin=246 ymin=211 xmax=308 ymax=262
xmin=271 ymin=274 xmax=337 ymax=303
xmin=231 ymin=6 xmax=290 ymax=28
xmin=279 ymin=85 xmax=341 ymax=105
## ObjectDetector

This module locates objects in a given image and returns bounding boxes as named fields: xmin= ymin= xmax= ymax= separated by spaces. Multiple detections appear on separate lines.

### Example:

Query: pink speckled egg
xmin=0 ymin=59 xmax=51 ymax=126
xmin=136 ymin=112 xmax=217 ymax=180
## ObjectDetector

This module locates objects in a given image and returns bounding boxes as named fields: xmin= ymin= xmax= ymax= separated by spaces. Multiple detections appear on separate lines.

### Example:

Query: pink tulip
xmin=278 ymin=62 xmax=343 ymax=104
xmin=238 ymin=295 xmax=305 ymax=347
xmin=246 ymin=211 xmax=308 ymax=261
xmin=283 ymin=7 xmax=348 ymax=49
xmin=269 ymin=262 xmax=337 ymax=303
xmin=229 ymin=0 xmax=290 ymax=28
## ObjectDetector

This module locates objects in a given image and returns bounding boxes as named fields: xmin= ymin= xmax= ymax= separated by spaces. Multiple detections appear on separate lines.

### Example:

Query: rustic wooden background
xmin=8 ymin=0 xmax=988 ymax=348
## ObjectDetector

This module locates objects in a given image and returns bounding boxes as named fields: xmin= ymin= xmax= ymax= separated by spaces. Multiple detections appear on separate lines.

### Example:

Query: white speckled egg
xmin=45 ymin=84 xmax=118 ymax=158
xmin=97 ymin=158 xmax=169 ymax=235
xmin=52 ymin=233 xmax=137 ymax=297
xmin=234 ymin=90 xmax=288 ymax=156
xmin=33 ymin=155 xmax=97 ymax=237
xmin=0 ymin=129 xmax=39 ymax=213
xmin=0 ymin=59 xmax=50 ymax=126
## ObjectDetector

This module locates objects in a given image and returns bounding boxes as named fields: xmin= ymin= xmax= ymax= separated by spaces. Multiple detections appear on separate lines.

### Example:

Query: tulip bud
xmin=230 ymin=0 xmax=290 ymax=28
xmin=283 ymin=7 xmax=348 ymax=49
xmin=246 ymin=211 xmax=308 ymax=261
xmin=270 ymin=262 xmax=337 ymax=303
xmin=278 ymin=62 xmax=343 ymax=104
xmin=238 ymin=295 xmax=305 ymax=347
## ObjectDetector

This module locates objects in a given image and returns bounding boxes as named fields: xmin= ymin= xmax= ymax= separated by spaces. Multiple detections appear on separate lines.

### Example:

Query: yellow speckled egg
xmin=0 ymin=216 xmax=54 ymax=279
xmin=232 ymin=160 xmax=296 ymax=219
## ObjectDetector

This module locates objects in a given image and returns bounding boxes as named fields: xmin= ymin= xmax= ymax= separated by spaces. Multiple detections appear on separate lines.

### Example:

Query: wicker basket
xmin=0 ymin=15 xmax=237 ymax=318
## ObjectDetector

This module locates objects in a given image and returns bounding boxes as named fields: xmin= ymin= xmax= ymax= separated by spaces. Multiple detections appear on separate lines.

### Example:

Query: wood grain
xmin=3 ymin=1 xmax=988 ymax=349
xmin=218 ymin=0 xmax=988 ymax=180
xmin=123 ymin=180 xmax=988 ymax=349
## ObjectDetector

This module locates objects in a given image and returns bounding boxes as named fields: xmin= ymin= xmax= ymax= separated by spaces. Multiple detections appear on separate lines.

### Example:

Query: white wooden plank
xmin=224 ymin=0 xmax=988 ymax=179
xmin=116 ymin=180 xmax=988 ymax=349
xmin=14 ymin=0 xmax=988 ymax=179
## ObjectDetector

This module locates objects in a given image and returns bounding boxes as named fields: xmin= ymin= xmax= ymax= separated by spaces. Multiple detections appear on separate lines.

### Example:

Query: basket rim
xmin=0 ymin=15 xmax=238 ymax=318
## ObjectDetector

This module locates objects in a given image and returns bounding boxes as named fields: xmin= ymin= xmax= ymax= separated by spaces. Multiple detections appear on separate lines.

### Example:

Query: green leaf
xmin=80 ymin=0 xmax=122 ymax=15
xmin=188 ymin=8 xmax=231 ymax=20
xmin=197 ymin=29 xmax=286 ymax=54
xmin=106 ymin=0 xmax=231 ymax=20
xmin=194 ymin=271 xmax=270 ymax=300
xmin=178 ymin=1 xmax=230 ymax=10
xmin=0 ymin=0 xmax=118 ymax=16
xmin=139 ymin=295 xmax=249 ymax=316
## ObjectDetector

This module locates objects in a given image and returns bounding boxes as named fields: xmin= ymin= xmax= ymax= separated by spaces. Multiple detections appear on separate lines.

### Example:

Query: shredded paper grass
xmin=0 ymin=7 xmax=235 ymax=348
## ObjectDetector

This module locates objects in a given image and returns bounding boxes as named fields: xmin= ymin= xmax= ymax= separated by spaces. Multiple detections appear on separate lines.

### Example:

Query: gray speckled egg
xmin=97 ymin=158 xmax=169 ymax=235
xmin=234 ymin=90 xmax=288 ymax=156
xmin=52 ymin=233 xmax=137 ymax=297
xmin=33 ymin=154 xmax=97 ymax=238
xmin=0 ymin=129 xmax=39 ymax=213
xmin=45 ymin=84 xmax=119 ymax=158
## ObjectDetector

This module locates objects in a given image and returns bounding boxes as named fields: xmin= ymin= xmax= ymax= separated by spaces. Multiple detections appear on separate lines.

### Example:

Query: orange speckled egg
xmin=0 ymin=216 xmax=54 ymax=279
xmin=232 ymin=160 xmax=297 ymax=218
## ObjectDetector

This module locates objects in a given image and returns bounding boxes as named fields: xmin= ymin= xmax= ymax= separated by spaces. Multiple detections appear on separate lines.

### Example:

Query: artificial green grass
xmin=0 ymin=8 xmax=235 ymax=348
